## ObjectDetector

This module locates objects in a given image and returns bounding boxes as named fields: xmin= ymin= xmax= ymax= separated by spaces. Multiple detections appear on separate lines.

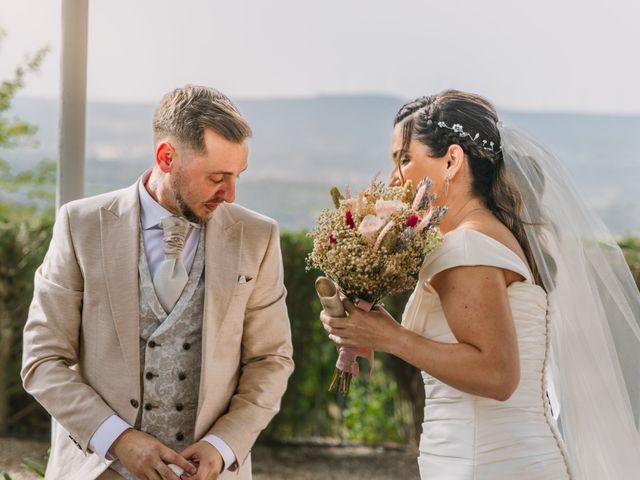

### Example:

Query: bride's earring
xmin=444 ymin=173 xmax=451 ymax=198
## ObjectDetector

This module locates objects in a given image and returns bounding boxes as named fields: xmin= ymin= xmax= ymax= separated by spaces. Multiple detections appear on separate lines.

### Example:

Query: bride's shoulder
xmin=448 ymin=218 xmax=525 ymax=259
xmin=434 ymin=219 xmax=533 ymax=284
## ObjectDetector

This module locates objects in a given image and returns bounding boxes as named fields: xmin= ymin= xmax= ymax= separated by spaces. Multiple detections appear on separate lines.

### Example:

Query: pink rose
xmin=375 ymin=199 xmax=404 ymax=221
xmin=358 ymin=215 xmax=385 ymax=239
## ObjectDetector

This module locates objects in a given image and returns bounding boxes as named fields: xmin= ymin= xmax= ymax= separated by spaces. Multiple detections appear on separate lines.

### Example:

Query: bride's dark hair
xmin=393 ymin=90 xmax=548 ymax=287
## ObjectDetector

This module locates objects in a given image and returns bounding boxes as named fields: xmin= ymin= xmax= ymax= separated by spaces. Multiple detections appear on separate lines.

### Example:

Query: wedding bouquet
xmin=307 ymin=175 xmax=446 ymax=394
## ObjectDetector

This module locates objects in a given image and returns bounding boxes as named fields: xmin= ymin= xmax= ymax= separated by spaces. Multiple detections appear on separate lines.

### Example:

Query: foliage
xmin=21 ymin=456 xmax=46 ymax=477
xmin=0 ymin=28 xmax=54 ymax=435
xmin=0 ymin=202 xmax=54 ymax=435
xmin=0 ymin=26 xmax=49 ymax=166
xmin=342 ymin=356 xmax=411 ymax=444
xmin=619 ymin=236 xmax=640 ymax=287
xmin=1 ymin=453 xmax=47 ymax=479
xmin=262 ymin=231 xmax=339 ymax=439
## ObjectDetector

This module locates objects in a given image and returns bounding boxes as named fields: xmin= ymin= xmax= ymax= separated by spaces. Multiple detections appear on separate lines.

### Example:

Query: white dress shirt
xmin=89 ymin=172 xmax=236 ymax=470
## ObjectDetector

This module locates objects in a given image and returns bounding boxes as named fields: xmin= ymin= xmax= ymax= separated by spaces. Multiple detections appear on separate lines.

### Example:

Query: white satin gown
xmin=402 ymin=229 xmax=572 ymax=479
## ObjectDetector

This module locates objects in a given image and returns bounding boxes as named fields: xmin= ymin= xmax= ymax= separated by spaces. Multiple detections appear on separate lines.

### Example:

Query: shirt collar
xmin=138 ymin=170 xmax=202 ymax=231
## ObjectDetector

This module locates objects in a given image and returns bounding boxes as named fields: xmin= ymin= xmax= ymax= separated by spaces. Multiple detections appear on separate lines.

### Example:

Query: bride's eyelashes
xmin=401 ymin=155 xmax=411 ymax=166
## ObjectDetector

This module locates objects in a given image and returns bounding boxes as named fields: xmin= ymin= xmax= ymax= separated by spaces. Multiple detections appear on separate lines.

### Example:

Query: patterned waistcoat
xmin=112 ymin=229 xmax=205 ymax=479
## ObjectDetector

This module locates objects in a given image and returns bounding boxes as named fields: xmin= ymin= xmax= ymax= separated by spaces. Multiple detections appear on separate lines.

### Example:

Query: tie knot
xmin=160 ymin=216 xmax=190 ymax=257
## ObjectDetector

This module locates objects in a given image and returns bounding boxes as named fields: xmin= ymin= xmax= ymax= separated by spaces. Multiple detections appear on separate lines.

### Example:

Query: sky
xmin=2 ymin=0 xmax=640 ymax=114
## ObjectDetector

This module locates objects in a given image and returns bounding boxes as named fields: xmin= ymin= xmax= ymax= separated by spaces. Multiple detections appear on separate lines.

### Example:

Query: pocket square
xmin=237 ymin=275 xmax=252 ymax=284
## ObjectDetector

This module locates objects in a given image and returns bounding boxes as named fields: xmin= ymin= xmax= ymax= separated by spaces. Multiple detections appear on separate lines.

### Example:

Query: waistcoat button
xmin=144 ymin=403 xmax=153 ymax=411
xmin=130 ymin=399 xmax=139 ymax=408
xmin=183 ymin=342 xmax=191 ymax=350
xmin=176 ymin=432 xmax=184 ymax=441
xmin=176 ymin=403 xmax=184 ymax=412
xmin=145 ymin=371 xmax=154 ymax=380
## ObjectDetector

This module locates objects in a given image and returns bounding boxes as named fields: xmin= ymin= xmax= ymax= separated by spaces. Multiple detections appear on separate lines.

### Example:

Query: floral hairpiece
xmin=437 ymin=121 xmax=501 ymax=153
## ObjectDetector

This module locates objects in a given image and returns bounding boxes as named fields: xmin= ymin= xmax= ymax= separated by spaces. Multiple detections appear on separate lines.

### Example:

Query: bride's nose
xmin=388 ymin=168 xmax=402 ymax=187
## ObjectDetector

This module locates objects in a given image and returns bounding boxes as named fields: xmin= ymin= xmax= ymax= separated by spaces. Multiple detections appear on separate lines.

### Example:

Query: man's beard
xmin=171 ymin=170 xmax=211 ymax=225
xmin=174 ymin=189 xmax=206 ymax=224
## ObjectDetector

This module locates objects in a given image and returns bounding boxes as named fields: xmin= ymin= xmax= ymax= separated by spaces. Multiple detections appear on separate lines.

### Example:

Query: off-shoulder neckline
xmin=440 ymin=228 xmax=534 ymax=283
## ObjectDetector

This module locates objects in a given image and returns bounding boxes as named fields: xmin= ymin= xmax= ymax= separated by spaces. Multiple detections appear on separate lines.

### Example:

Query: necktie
xmin=153 ymin=215 xmax=190 ymax=313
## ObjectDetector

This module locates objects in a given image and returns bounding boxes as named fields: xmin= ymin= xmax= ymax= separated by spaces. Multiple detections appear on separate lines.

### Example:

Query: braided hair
xmin=394 ymin=90 xmax=546 ymax=287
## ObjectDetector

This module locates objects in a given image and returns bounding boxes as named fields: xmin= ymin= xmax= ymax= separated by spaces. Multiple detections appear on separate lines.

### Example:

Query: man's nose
xmin=222 ymin=177 xmax=236 ymax=203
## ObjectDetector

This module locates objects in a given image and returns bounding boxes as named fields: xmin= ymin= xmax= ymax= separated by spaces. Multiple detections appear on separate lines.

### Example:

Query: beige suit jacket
xmin=21 ymin=181 xmax=294 ymax=480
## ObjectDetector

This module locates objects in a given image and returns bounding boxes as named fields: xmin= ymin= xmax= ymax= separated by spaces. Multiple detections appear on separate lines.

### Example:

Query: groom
xmin=21 ymin=85 xmax=294 ymax=480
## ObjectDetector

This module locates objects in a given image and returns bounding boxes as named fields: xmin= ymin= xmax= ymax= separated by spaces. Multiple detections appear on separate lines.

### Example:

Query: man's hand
xmin=111 ymin=429 xmax=197 ymax=480
xmin=180 ymin=441 xmax=224 ymax=480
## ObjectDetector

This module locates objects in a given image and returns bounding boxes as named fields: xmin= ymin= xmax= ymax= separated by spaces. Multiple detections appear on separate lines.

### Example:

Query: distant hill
xmin=4 ymin=95 xmax=640 ymax=234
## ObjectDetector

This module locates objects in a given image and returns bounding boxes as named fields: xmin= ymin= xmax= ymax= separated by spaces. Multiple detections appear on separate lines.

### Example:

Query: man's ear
xmin=155 ymin=142 xmax=175 ymax=173
xmin=446 ymin=144 xmax=465 ymax=179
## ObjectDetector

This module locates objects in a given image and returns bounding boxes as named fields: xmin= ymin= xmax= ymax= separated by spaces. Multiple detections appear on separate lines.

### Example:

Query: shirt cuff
xmin=201 ymin=434 xmax=236 ymax=471
xmin=89 ymin=415 xmax=132 ymax=463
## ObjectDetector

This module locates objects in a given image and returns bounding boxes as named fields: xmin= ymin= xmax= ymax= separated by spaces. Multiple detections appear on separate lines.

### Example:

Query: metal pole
xmin=57 ymin=0 xmax=89 ymax=210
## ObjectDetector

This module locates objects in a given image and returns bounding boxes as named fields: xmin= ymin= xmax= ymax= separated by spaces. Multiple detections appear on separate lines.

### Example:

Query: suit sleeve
xmin=206 ymin=221 xmax=294 ymax=468
xmin=21 ymin=204 xmax=116 ymax=452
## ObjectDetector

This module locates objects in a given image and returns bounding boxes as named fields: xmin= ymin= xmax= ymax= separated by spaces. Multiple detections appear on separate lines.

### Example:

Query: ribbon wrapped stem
xmin=316 ymin=277 xmax=374 ymax=395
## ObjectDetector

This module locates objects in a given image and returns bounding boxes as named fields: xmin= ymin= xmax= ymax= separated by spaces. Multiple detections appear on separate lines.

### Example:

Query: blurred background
xmin=1 ymin=1 xmax=640 ymax=478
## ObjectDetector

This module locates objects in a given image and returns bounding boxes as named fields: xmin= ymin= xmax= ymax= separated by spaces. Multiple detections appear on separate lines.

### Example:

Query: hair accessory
xmin=437 ymin=121 xmax=501 ymax=152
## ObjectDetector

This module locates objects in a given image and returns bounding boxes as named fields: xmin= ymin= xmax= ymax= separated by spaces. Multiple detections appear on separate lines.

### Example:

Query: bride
xmin=320 ymin=90 xmax=640 ymax=479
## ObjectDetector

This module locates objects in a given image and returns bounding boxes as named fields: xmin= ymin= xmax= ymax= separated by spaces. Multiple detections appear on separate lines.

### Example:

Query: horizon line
xmin=12 ymin=93 xmax=640 ymax=118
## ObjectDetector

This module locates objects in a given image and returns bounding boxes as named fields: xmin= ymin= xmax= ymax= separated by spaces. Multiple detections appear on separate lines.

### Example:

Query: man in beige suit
xmin=22 ymin=85 xmax=294 ymax=480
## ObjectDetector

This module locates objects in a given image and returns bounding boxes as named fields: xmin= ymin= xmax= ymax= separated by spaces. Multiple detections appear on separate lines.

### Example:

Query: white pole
xmin=57 ymin=0 xmax=89 ymax=210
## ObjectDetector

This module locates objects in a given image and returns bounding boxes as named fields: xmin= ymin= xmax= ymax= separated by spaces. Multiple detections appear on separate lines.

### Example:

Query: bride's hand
xmin=319 ymin=298 xmax=401 ymax=352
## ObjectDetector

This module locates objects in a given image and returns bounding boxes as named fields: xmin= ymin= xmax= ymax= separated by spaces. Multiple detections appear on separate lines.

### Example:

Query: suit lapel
xmin=99 ymin=182 xmax=141 ymax=398
xmin=203 ymin=204 xmax=243 ymax=351
xmin=197 ymin=204 xmax=243 ymax=418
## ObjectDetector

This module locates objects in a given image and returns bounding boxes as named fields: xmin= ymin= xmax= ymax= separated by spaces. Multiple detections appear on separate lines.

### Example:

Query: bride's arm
xmin=321 ymin=265 xmax=520 ymax=401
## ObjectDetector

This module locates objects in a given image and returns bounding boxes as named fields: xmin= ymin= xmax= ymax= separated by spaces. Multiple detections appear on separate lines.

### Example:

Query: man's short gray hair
xmin=152 ymin=85 xmax=252 ymax=153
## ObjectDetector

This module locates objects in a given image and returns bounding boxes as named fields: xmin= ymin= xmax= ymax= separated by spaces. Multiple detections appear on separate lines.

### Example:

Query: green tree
xmin=0 ymin=27 xmax=53 ymax=435
xmin=619 ymin=236 xmax=640 ymax=288
xmin=342 ymin=355 xmax=411 ymax=444
xmin=263 ymin=231 xmax=341 ymax=439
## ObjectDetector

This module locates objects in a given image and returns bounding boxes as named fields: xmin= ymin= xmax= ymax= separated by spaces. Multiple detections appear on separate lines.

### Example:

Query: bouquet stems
xmin=315 ymin=277 xmax=374 ymax=395
xmin=329 ymin=366 xmax=353 ymax=395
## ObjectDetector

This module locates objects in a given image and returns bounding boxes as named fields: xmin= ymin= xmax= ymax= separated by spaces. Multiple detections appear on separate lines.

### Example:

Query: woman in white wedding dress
xmin=321 ymin=90 xmax=640 ymax=479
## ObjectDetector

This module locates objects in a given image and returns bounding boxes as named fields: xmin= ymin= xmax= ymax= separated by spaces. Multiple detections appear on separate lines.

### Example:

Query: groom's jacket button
xmin=148 ymin=340 xmax=157 ymax=348
xmin=182 ymin=342 xmax=191 ymax=350
xmin=178 ymin=372 xmax=187 ymax=381
xmin=176 ymin=403 xmax=184 ymax=412
xmin=130 ymin=399 xmax=139 ymax=408
xmin=145 ymin=371 xmax=155 ymax=380
xmin=176 ymin=432 xmax=184 ymax=441
xmin=144 ymin=403 xmax=153 ymax=411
